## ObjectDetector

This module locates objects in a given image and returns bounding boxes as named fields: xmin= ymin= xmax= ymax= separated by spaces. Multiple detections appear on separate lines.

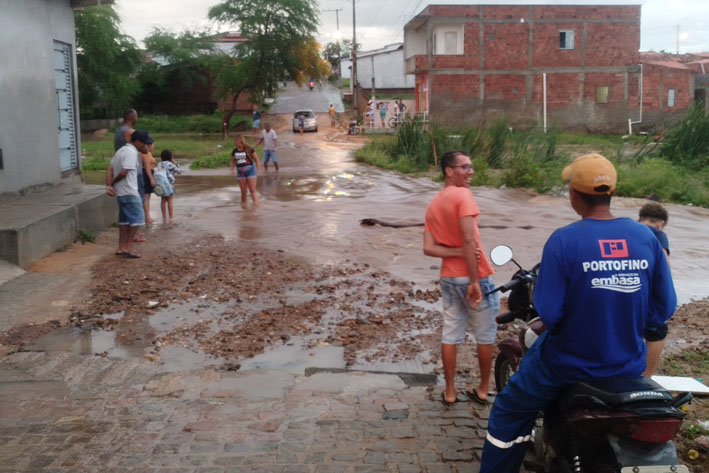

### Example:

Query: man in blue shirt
xmin=480 ymin=154 xmax=677 ymax=473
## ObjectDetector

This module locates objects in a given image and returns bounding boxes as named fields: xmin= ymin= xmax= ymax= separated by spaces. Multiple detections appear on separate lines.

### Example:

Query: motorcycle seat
xmin=559 ymin=376 xmax=674 ymax=410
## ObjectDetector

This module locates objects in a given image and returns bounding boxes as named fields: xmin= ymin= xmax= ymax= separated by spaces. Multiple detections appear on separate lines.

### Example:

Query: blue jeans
xmin=117 ymin=195 xmax=145 ymax=226
xmin=440 ymin=276 xmax=499 ymax=345
xmin=480 ymin=332 xmax=571 ymax=473
xmin=263 ymin=150 xmax=277 ymax=163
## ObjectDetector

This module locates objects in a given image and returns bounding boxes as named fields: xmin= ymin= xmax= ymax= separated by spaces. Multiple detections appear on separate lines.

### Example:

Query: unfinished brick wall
xmin=583 ymin=72 xmax=626 ymax=105
xmin=533 ymin=5 xmax=640 ymax=20
xmin=532 ymin=22 xmax=584 ymax=68
xmin=407 ymin=4 xmax=697 ymax=132
xmin=483 ymin=22 xmax=529 ymax=70
xmin=485 ymin=74 xmax=527 ymax=101
xmin=585 ymin=22 xmax=640 ymax=66
xmin=642 ymin=64 xmax=694 ymax=111
xmin=432 ymin=74 xmax=480 ymax=102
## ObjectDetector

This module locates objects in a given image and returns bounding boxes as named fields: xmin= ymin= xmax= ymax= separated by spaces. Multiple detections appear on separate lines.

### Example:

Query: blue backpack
xmin=153 ymin=168 xmax=174 ymax=197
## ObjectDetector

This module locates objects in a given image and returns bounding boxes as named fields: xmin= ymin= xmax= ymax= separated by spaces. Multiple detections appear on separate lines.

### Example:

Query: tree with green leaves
xmin=323 ymin=39 xmax=359 ymax=72
xmin=208 ymin=0 xmax=331 ymax=136
xmin=74 ymin=5 xmax=142 ymax=119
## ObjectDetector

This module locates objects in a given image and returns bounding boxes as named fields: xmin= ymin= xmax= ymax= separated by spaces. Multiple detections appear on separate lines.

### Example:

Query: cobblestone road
xmin=0 ymin=352 xmax=530 ymax=473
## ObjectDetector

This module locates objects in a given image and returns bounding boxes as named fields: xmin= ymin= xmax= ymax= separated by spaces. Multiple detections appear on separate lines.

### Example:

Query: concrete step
xmin=0 ymin=184 xmax=116 ymax=268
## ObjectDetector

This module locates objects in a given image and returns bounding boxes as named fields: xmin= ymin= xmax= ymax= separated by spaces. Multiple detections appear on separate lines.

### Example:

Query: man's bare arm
xmin=423 ymin=231 xmax=465 ymax=258
xmin=105 ymin=165 xmax=116 ymax=196
xmin=459 ymin=216 xmax=482 ymax=305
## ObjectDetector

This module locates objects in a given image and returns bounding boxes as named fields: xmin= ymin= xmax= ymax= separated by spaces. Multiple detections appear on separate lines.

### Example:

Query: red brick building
xmin=403 ymin=4 xmax=700 ymax=132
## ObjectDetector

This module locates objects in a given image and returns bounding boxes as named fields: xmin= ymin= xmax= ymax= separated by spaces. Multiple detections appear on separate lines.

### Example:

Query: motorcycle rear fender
xmin=498 ymin=339 xmax=523 ymax=369
xmin=607 ymin=433 xmax=680 ymax=467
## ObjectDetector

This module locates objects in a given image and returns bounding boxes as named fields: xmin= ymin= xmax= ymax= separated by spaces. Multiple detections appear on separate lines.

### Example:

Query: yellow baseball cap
xmin=561 ymin=153 xmax=617 ymax=195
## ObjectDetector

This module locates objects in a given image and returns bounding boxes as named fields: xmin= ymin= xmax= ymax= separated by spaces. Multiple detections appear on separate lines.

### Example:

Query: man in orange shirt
xmin=424 ymin=150 xmax=499 ymax=405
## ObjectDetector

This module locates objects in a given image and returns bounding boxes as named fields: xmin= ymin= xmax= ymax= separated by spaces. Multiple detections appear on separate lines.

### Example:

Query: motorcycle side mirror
xmin=489 ymin=245 xmax=513 ymax=266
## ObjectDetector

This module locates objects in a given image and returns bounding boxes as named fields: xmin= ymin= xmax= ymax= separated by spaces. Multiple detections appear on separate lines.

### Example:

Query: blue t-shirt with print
xmin=533 ymin=217 xmax=676 ymax=380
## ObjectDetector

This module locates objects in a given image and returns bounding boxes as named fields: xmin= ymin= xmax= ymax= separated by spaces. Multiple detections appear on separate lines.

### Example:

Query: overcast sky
xmin=115 ymin=0 xmax=709 ymax=54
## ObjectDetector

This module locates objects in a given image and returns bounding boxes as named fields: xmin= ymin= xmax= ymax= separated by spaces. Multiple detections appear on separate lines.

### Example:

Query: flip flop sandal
xmin=440 ymin=392 xmax=458 ymax=406
xmin=122 ymin=252 xmax=141 ymax=259
xmin=465 ymin=389 xmax=489 ymax=405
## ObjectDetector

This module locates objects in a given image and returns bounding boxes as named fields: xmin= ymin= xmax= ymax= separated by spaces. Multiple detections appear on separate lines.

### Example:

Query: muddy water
xmin=162 ymin=130 xmax=708 ymax=305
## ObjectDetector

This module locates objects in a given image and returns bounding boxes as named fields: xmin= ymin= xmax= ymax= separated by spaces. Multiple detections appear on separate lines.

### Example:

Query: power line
xmin=380 ymin=0 xmax=425 ymax=46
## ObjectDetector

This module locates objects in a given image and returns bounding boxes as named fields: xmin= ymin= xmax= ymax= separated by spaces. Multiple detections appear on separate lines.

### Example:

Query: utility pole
xmin=352 ymin=0 xmax=359 ymax=118
xmin=323 ymin=8 xmax=343 ymax=81
xmin=676 ymin=24 xmax=680 ymax=55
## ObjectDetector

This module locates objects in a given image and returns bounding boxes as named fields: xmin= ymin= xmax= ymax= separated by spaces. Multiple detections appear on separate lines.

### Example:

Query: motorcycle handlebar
xmin=495 ymin=311 xmax=516 ymax=324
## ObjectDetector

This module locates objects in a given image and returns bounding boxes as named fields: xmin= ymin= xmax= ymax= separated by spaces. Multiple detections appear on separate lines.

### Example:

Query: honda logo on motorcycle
xmin=599 ymin=239 xmax=628 ymax=258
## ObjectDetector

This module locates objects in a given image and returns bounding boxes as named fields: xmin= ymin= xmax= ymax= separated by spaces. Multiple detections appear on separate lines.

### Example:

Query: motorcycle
xmin=487 ymin=245 xmax=692 ymax=473
xmin=347 ymin=119 xmax=361 ymax=135
xmin=308 ymin=80 xmax=315 ymax=90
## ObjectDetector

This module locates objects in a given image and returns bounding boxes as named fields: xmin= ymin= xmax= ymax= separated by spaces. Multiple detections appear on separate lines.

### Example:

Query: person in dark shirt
xmin=639 ymin=201 xmax=671 ymax=376
xmin=230 ymin=135 xmax=260 ymax=206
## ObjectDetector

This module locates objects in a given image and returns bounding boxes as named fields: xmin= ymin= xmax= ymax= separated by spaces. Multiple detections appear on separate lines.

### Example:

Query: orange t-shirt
xmin=141 ymin=152 xmax=156 ymax=171
xmin=424 ymin=186 xmax=494 ymax=278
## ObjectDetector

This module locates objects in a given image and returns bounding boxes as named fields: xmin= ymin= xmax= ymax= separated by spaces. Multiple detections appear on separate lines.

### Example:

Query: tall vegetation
xmin=74 ymin=5 xmax=142 ymax=118
xmin=355 ymin=115 xmax=709 ymax=207
xmin=659 ymin=105 xmax=709 ymax=169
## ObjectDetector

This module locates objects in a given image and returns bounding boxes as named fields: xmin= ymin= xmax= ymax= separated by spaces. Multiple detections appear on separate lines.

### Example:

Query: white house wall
xmin=342 ymin=49 xmax=415 ymax=90
xmin=0 ymin=0 xmax=79 ymax=194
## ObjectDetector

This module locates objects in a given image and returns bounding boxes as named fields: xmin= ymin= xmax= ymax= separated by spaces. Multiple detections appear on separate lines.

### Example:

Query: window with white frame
xmin=668 ymin=88 xmax=676 ymax=107
xmin=559 ymin=30 xmax=575 ymax=50
xmin=433 ymin=25 xmax=464 ymax=55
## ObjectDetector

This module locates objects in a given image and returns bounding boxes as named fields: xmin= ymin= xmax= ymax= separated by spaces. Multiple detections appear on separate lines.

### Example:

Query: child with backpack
xmin=154 ymin=149 xmax=181 ymax=224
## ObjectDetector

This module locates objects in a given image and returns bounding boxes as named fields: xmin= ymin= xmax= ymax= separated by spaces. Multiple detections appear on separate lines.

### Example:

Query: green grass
xmin=617 ymin=158 xmax=709 ymax=207
xmin=190 ymin=150 xmax=232 ymax=169
xmin=354 ymin=135 xmax=429 ymax=174
xmin=556 ymin=132 xmax=646 ymax=146
xmin=81 ymin=134 xmax=231 ymax=170
xmin=136 ymin=112 xmax=251 ymax=134
xmin=373 ymin=93 xmax=416 ymax=101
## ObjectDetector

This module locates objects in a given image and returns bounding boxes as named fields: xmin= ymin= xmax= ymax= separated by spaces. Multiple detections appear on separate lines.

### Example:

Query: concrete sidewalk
xmin=0 ymin=183 xmax=116 ymax=269
xmin=0 ymin=351 xmax=523 ymax=473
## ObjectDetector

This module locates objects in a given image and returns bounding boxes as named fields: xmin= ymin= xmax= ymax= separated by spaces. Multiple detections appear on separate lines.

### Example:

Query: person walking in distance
xmin=638 ymin=201 xmax=672 ymax=376
xmin=479 ymin=154 xmax=676 ymax=473
xmin=329 ymin=104 xmax=337 ymax=127
xmin=230 ymin=135 xmax=260 ymax=206
xmin=252 ymin=105 xmax=262 ymax=138
xmin=255 ymin=122 xmax=278 ymax=172
xmin=423 ymin=150 xmax=500 ymax=406
xmin=107 ymin=130 xmax=151 ymax=258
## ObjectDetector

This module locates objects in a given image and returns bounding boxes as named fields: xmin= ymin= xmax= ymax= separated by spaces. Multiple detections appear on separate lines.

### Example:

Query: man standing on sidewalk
xmin=107 ymin=130 xmax=151 ymax=258
xmin=423 ymin=150 xmax=499 ymax=405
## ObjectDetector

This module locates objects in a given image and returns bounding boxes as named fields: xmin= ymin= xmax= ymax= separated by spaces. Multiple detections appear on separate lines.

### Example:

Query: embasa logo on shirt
xmin=599 ymin=239 xmax=628 ymax=258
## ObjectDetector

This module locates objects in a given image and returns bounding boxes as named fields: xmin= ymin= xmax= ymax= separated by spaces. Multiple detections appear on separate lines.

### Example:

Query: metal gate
xmin=54 ymin=41 xmax=78 ymax=171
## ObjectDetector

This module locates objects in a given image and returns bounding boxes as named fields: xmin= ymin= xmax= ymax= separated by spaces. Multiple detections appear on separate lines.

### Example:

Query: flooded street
xmin=175 ymin=125 xmax=709 ymax=305
xmin=2 ymin=117 xmax=708 ymax=472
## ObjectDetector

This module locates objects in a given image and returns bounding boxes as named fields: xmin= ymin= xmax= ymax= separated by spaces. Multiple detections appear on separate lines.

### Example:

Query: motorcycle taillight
xmin=625 ymin=418 xmax=682 ymax=443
